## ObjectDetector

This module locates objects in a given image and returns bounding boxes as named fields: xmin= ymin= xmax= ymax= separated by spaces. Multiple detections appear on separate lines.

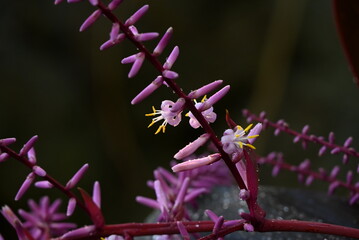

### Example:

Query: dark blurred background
xmin=1 ymin=0 xmax=358 ymax=237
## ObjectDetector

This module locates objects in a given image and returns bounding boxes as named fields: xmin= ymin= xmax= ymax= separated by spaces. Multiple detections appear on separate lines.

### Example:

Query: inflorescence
xmin=1 ymin=0 xmax=359 ymax=239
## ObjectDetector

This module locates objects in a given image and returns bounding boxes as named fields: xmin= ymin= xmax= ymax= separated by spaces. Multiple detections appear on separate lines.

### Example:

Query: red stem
xmin=260 ymin=219 xmax=359 ymax=239
xmin=65 ymin=219 xmax=359 ymax=239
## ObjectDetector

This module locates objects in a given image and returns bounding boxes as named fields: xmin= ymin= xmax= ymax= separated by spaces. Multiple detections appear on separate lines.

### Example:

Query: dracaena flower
xmin=146 ymin=100 xmax=182 ymax=134
xmin=186 ymin=96 xmax=217 ymax=129
xmin=221 ymin=123 xmax=262 ymax=155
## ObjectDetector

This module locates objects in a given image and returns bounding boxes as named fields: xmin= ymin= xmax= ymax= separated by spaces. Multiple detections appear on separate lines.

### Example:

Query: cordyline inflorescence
xmin=1 ymin=0 xmax=359 ymax=239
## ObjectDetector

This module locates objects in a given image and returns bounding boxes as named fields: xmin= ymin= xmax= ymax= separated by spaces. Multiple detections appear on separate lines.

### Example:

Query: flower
xmin=187 ymin=96 xmax=217 ymax=129
xmin=146 ymin=100 xmax=182 ymax=134
xmin=221 ymin=123 xmax=262 ymax=155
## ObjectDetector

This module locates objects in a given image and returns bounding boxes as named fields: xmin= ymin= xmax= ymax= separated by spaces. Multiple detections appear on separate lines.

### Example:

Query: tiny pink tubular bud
xmin=61 ymin=225 xmax=96 ymax=239
xmin=157 ymin=167 xmax=177 ymax=185
xmin=213 ymin=216 xmax=224 ymax=234
xmin=248 ymin=123 xmax=262 ymax=144
xmin=349 ymin=193 xmax=359 ymax=205
xmin=88 ymin=0 xmax=99 ymax=6
xmin=19 ymin=135 xmax=38 ymax=156
xmin=100 ymin=34 xmax=125 ymax=51
xmin=205 ymin=209 xmax=219 ymax=221
xmin=259 ymin=111 xmax=266 ymax=119
xmin=177 ymin=221 xmax=190 ymax=240
xmin=239 ymin=189 xmax=250 ymax=200
xmin=131 ymin=76 xmax=164 ymax=105
xmin=174 ymin=133 xmax=210 ymax=160
xmin=65 ymin=163 xmax=89 ymax=189
xmin=121 ymin=54 xmax=137 ymax=64
xmin=153 ymin=27 xmax=173 ymax=56
xmin=302 ymin=125 xmax=310 ymax=134
xmin=125 ymin=5 xmax=149 ymax=26
xmin=262 ymin=119 xmax=269 ymax=129
xmin=200 ymin=85 xmax=230 ymax=111
xmin=330 ymin=147 xmax=341 ymax=155
xmin=110 ymin=23 xmax=120 ymax=42
xmin=108 ymin=0 xmax=124 ymax=11
xmin=136 ymin=196 xmax=160 ymax=209
xmin=128 ymin=25 xmax=139 ymax=35
xmin=293 ymin=135 xmax=301 ymax=143
xmin=344 ymin=137 xmax=353 ymax=147
xmin=66 ymin=198 xmax=77 ymax=217
xmin=346 ymin=171 xmax=353 ymax=184
xmin=184 ymin=188 xmax=208 ymax=202
xmin=298 ymin=159 xmax=310 ymax=171
xmin=274 ymin=128 xmax=281 ymax=136
xmin=163 ymin=46 xmax=179 ymax=69
xmin=305 ymin=175 xmax=314 ymax=186
xmin=154 ymin=180 xmax=169 ymax=213
xmin=32 ymin=165 xmax=47 ymax=177
xmin=330 ymin=166 xmax=340 ymax=179
xmin=0 ymin=138 xmax=16 ymax=146
xmin=301 ymin=140 xmax=308 ymax=150
xmin=79 ymin=9 xmax=102 ymax=32
xmin=188 ymin=80 xmax=223 ymax=99
xmin=92 ymin=181 xmax=101 ymax=208
xmin=244 ymin=223 xmax=254 ymax=232
xmin=342 ymin=154 xmax=349 ymax=164
xmin=272 ymin=165 xmax=281 ymax=177
xmin=330 ymin=178 xmax=342 ymax=192
xmin=318 ymin=146 xmax=327 ymax=156
xmin=172 ymin=153 xmax=221 ymax=172
xmin=328 ymin=132 xmax=335 ymax=143
xmin=224 ymin=220 xmax=244 ymax=228
xmin=136 ymin=32 xmax=159 ymax=42
xmin=34 ymin=181 xmax=53 ymax=189
xmin=15 ymin=173 xmax=35 ymax=201
xmin=173 ymin=177 xmax=190 ymax=211
xmin=54 ymin=0 xmax=65 ymax=5
xmin=1 ymin=205 xmax=20 ymax=227
xmin=162 ymin=70 xmax=179 ymax=79
xmin=0 ymin=153 xmax=10 ymax=163
xmin=27 ymin=148 xmax=36 ymax=164
xmin=128 ymin=53 xmax=145 ymax=78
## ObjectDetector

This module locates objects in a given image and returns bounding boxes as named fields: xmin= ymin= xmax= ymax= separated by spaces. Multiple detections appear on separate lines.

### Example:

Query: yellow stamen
xmin=201 ymin=95 xmax=207 ymax=102
xmin=248 ymin=135 xmax=259 ymax=139
xmin=185 ymin=112 xmax=190 ymax=117
xmin=238 ymin=142 xmax=243 ymax=148
xmin=244 ymin=124 xmax=253 ymax=132
xmin=145 ymin=106 xmax=157 ymax=116
xmin=246 ymin=144 xmax=256 ymax=149
xmin=155 ymin=126 xmax=163 ymax=135
xmin=148 ymin=120 xmax=156 ymax=128
xmin=236 ymin=125 xmax=243 ymax=131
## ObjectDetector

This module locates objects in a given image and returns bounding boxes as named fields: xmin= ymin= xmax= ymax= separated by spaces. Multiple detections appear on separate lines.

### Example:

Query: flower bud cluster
xmin=243 ymin=109 xmax=359 ymax=164
xmin=258 ymin=152 xmax=359 ymax=205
